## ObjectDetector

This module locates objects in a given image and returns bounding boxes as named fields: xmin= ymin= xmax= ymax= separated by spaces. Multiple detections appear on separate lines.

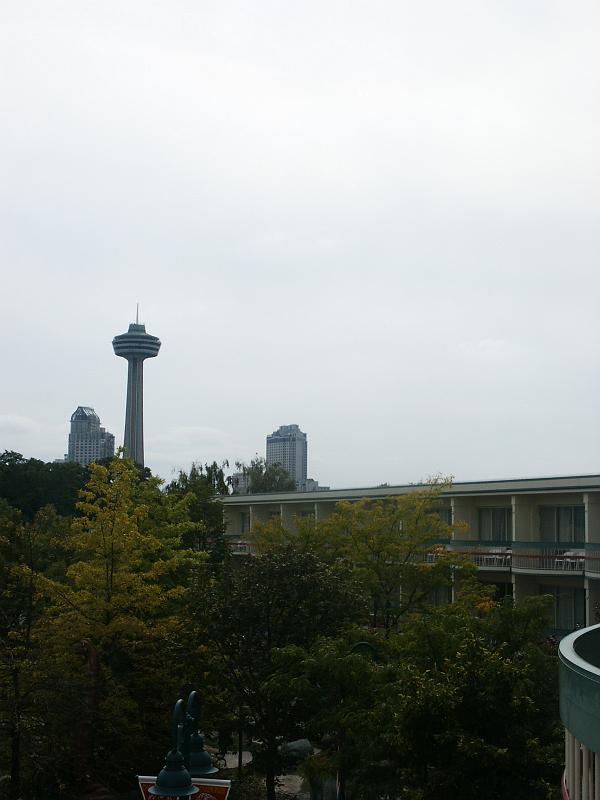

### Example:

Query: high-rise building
xmin=266 ymin=424 xmax=308 ymax=489
xmin=112 ymin=317 xmax=161 ymax=466
xmin=67 ymin=406 xmax=115 ymax=466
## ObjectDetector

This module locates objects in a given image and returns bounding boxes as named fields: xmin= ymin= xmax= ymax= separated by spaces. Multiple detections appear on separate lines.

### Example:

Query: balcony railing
xmin=585 ymin=542 xmax=600 ymax=576
xmin=439 ymin=540 xmax=589 ymax=574
xmin=449 ymin=540 xmax=512 ymax=569
xmin=228 ymin=538 xmax=596 ymax=574
xmin=511 ymin=541 xmax=585 ymax=573
xmin=230 ymin=540 xmax=252 ymax=555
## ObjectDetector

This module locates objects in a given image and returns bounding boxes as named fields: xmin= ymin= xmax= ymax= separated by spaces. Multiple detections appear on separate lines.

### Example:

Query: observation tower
xmin=112 ymin=313 xmax=161 ymax=466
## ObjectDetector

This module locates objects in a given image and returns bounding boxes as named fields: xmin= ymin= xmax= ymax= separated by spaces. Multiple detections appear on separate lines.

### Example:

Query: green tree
xmin=165 ymin=461 xmax=229 ymax=567
xmin=232 ymin=457 xmax=296 ymax=494
xmin=336 ymin=593 xmax=562 ymax=800
xmin=192 ymin=545 xmax=366 ymax=800
xmin=0 ymin=501 xmax=71 ymax=799
xmin=0 ymin=500 xmax=36 ymax=800
xmin=37 ymin=458 xmax=203 ymax=795
xmin=318 ymin=481 xmax=468 ymax=636
xmin=0 ymin=450 xmax=88 ymax=519
xmin=251 ymin=481 xmax=470 ymax=636
xmin=274 ymin=632 xmax=383 ymax=800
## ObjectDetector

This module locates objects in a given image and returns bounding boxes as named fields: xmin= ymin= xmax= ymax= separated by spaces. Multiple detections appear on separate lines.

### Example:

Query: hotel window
xmin=478 ymin=507 xmax=512 ymax=542
xmin=540 ymin=585 xmax=585 ymax=631
xmin=430 ymin=584 xmax=452 ymax=606
xmin=539 ymin=505 xmax=585 ymax=543
xmin=436 ymin=508 xmax=452 ymax=525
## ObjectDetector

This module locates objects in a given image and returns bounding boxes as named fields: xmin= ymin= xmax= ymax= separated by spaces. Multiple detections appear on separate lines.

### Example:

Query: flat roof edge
xmin=220 ymin=474 xmax=600 ymax=503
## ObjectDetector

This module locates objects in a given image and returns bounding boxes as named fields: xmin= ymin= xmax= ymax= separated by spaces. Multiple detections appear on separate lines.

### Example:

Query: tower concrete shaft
xmin=112 ymin=322 xmax=161 ymax=466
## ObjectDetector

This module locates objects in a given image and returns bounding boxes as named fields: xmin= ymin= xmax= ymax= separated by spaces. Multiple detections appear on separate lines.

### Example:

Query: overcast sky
xmin=1 ymin=1 xmax=599 ymax=488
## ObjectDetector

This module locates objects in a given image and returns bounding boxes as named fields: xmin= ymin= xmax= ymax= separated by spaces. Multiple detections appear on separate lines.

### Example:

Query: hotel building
xmin=221 ymin=473 xmax=600 ymax=635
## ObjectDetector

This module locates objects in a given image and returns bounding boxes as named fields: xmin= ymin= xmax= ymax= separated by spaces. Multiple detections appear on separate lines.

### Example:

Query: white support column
xmin=569 ymin=730 xmax=575 ymax=796
xmin=575 ymin=737 xmax=581 ymax=800
xmin=281 ymin=503 xmax=295 ymax=531
xmin=566 ymin=730 xmax=572 ymax=796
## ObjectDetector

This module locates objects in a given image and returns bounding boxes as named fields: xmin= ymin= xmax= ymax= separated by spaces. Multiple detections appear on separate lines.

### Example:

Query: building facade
xmin=266 ymin=424 xmax=308 ymax=489
xmin=229 ymin=471 xmax=251 ymax=494
xmin=222 ymin=474 xmax=600 ymax=633
xmin=67 ymin=406 xmax=115 ymax=466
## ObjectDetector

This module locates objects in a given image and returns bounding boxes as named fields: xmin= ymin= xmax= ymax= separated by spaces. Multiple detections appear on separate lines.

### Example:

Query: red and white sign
xmin=137 ymin=776 xmax=231 ymax=800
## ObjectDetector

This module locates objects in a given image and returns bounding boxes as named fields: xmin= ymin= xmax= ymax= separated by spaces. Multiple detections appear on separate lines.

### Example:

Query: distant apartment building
xmin=266 ymin=424 xmax=308 ymax=489
xmin=304 ymin=477 xmax=330 ymax=492
xmin=229 ymin=471 xmax=251 ymax=494
xmin=67 ymin=406 xmax=115 ymax=466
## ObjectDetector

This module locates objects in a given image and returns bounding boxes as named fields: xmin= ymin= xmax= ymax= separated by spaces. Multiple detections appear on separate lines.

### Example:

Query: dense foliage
xmin=231 ymin=457 xmax=296 ymax=494
xmin=0 ymin=457 xmax=563 ymax=800
xmin=0 ymin=450 xmax=87 ymax=518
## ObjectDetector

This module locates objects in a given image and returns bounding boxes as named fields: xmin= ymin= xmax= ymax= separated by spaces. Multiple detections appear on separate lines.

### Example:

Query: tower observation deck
xmin=112 ymin=320 xmax=161 ymax=466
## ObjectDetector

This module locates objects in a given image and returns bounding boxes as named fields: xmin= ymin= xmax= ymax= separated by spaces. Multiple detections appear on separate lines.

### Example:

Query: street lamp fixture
xmin=187 ymin=691 xmax=219 ymax=778
xmin=149 ymin=691 xmax=218 ymax=798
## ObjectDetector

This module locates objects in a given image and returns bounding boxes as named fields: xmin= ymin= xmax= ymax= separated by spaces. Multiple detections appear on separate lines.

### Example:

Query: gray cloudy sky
xmin=1 ymin=1 xmax=599 ymax=488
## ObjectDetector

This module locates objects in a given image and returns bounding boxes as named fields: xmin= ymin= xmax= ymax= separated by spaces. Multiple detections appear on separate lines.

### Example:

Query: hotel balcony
xmin=226 ymin=535 xmax=600 ymax=584
xmin=448 ymin=540 xmax=512 ymax=570
xmin=447 ymin=540 xmax=589 ymax=574
xmin=559 ymin=624 xmax=600 ymax=799
xmin=230 ymin=539 xmax=252 ymax=556
xmin=585 ymin=543 xmax=600 ymax=577
xmin=511 ymin=542 xmax=586 ymax=575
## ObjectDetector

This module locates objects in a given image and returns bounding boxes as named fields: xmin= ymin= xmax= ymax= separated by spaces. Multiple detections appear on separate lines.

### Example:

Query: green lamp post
xmin=149 ymin=699 xmax=198 ymax=798
xmin=148 ymin=691 xmax=218 ymax=798
xmin=186 ymin=691 xmax=219 ymax=778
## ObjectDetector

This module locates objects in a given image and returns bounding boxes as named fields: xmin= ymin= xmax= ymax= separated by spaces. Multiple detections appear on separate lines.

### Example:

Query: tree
xmin=251 ymin=481 xmax=471 ymax=637
xmin=35 ymin=457 xmax=203 ymax=794
xmin=318 ymin=481 xmax=469 ymax=636
xmin=0 ymin=501 xmax=72 ymax=799
xmin=0 ymin=450 xmax=88 ymax=519
xmin=191 ymin=545 xmax=366 ymax=800
xmin=323 ymin=592 xmax=562 ymax=800
xmin=232 ymin=457 xmax=296 ymax=494
xmin=0 ymin=500 xmax=36 ymax=800
xmin=276 ymin=632 xmax=384 ymax=800
xmin=165 ymin=462 xmax=229 ymax=567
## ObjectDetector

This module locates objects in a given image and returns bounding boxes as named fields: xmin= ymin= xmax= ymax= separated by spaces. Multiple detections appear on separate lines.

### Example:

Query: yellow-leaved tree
xmin=251 ymin=479 xmax=471 ymax=637
xmin=320 ymin=481 xmax=470 ymax=636
xmin=37 ymin=457 xmax=204 ymax=793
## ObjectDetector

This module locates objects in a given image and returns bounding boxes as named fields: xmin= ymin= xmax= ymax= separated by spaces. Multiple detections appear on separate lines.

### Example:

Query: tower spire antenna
xmin=136 ymin=302 xmax=139 ymax=324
